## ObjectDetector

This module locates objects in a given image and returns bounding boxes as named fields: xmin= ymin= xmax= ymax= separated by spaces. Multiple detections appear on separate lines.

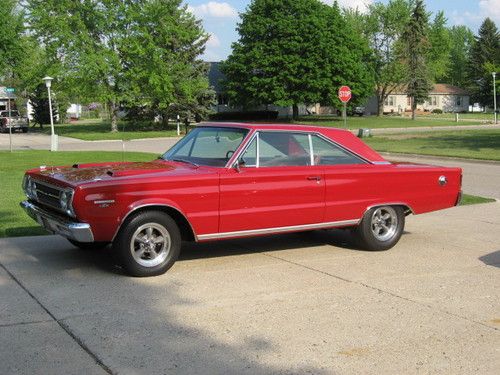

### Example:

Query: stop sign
xmin=338 ymin=86 xmax=352 ymax=103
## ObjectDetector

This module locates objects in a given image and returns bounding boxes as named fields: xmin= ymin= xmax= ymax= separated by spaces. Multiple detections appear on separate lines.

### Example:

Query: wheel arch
xmin=113 ymin=204 xmax=196 ymax=243
xmin=363 ymin=202 xmax=414 ymax=218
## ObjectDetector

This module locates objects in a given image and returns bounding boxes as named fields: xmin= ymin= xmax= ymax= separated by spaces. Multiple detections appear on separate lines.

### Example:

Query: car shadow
xmin=479 ymin=250 xmax=500 ymax=268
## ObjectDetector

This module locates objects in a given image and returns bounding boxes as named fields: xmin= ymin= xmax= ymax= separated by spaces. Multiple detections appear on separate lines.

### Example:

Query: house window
xmin=430 ymin=96 xmax=438 ymax=106
xmin=407 ymin=96 xmax=412 ymax=106
xmin=456 ymin=96 xmax=462 ymax=106
xmin=384 ymin=96 xmax=395 ymax=106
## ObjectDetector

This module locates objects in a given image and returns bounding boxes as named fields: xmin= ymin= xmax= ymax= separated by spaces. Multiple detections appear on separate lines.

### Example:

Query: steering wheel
xmin=226 ymin=150 xmax=234 ymax=160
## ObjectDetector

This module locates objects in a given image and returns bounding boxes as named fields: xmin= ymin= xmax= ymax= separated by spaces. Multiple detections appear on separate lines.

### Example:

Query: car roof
xmin=197 ymin=122 xmax=387 ymax=163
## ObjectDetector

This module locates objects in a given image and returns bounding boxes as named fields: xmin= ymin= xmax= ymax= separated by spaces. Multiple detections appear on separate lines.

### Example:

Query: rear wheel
xmin=22 ymin=127 xmax=28 ymax=133
xmin=355 ymin=206 xmax=405 ymax=251
xmin=113 ymin=211 xmax=181 ymax=277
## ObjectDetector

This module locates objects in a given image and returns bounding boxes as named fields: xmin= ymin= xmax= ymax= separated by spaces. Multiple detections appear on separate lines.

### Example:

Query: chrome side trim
xmin=197 ymin=219 xmax=360 ymax=241
xmin=20 ymin=200 xmax=94 ymax=242
xmin=112 ymin=203 xmax=197 ymax=241
xmin=372 ymin=161 xmax=392 ymax=165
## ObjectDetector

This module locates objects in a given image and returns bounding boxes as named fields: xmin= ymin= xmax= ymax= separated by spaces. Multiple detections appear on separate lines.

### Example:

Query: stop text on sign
xmin=338 ymin=86 xmax=352 ymax=103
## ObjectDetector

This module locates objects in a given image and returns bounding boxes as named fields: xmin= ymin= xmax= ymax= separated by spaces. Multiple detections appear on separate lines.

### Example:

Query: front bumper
xmin=20 ymin=200 xmax=94 ymax=242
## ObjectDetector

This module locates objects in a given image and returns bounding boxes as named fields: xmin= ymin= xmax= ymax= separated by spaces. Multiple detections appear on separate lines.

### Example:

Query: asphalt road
xmin=1 ymin=202 xmax=499 ymax=374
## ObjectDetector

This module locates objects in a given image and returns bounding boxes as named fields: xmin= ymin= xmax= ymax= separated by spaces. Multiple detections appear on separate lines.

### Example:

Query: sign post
xmin=6 ymin=88 xmax=15 ymax=152
xmin=338 ymin=85 xmax=352 ymax=128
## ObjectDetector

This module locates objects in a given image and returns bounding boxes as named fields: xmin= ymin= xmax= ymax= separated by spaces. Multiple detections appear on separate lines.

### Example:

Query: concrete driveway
xmin=1 ymin=202 xmax=499 ymax=374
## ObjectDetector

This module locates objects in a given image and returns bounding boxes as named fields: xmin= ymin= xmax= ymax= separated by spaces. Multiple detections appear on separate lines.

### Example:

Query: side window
xmin=259 ymin=132 xmax=311 ymax=167
xmin=311 ymin=135 xmax=365 ymax=165
xmin=240 ymin=137 xmax=257 ymax=167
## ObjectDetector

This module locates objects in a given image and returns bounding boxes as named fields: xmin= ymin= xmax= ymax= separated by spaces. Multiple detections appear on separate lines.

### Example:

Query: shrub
xmin=432 ymin=108 xmax=443 ymax=114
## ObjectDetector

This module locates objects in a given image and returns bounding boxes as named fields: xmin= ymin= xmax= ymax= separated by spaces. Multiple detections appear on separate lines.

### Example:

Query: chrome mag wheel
xmin=370 ymin=206 xmax=398 ymax=242
xmin=130 ymin=223 xmax=171 ymax=268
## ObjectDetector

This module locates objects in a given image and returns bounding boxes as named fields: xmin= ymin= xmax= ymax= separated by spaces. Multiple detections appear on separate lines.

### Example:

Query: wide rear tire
xmin=355 ymin=206 xmax=405 ymax=251
xmin=113 ymin=211 xmax=181 ymax=277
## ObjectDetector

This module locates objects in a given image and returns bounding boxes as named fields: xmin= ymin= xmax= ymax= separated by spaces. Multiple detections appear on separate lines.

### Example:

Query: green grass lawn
xmin=0 ymin=150 xmax=155 ymax=238
xmin=0 ymin=150 xmax=495 ymax=239
xmin=38 ymin=118 xmax=181 ymax=141
xmin=365 ymin=129 xmax=500 ymax=161
xmin=296 ymin=115 xmax=490 ymax=129
xmin=31 ymin=114 xmax=495 ymax=142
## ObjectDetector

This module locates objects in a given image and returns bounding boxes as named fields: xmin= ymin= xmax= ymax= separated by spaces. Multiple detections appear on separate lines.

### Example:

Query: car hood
xmin=32 ymin=160 xmax=199 ymax=186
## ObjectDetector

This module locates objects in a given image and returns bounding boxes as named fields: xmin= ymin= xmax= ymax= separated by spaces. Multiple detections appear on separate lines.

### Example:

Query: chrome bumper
xmin=20 ymin=200 xmax=94 ymax=242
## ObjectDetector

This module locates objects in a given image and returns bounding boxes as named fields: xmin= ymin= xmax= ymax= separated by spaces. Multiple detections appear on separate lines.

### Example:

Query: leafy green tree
xmin=29 ymin=83 xmax=58 ymax=128
xmin=401 ymin=0 xmax=433 ymax=120
xmin=444 ymin=26 xmax=475 ymax=87
xmin=26 ymin=0 xmax=211 ymax=131
xmin=0 ymin=0 xmax=24 ymax=79
xmin=222 ymin=0 xmax=374 ymax=119
xmin=427 ymin=11 xmax=451 ymax=82
xmin=361 ymin=0 xmax=413 ymax=116
xmin=466 ymin=18 xmax=500 ymax=108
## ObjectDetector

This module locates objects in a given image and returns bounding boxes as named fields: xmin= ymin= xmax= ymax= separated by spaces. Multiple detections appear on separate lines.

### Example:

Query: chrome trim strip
xmin=93 ymin=199 xmax=115 ymax=205
xmin=372 ymin=161 xmax=392 ymax=165
xmin=20 ymin=200 xmax=94 ymax=242
xmin=197 ymin=219 xmax=360 ymax=241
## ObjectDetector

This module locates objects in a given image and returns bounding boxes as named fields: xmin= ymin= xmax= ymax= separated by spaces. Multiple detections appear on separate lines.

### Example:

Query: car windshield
xmin=162 ymin=127 xmax=249 ymax=167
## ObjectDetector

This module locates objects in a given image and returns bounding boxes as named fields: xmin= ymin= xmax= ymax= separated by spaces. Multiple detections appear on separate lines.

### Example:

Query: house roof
xmin=391 ymin=84 xmax=469 ymax=96
xmin=208 ymin=62 xmax=225 ymax=93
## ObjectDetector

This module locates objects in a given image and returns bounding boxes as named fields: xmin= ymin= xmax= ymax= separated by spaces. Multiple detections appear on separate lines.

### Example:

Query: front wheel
xmin=355 ymin=206 xmax=405 ymax=251
xmin=113 ymin=211 xmax=181 ymax=277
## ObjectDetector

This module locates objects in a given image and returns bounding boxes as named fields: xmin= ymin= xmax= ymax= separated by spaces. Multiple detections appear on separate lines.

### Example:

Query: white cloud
xmin=206 ymin=33 xmax=221 ymax=48
xmin=321 ymin=0 xmax=373 ymax=14
xmin=188 ymin=1 xmax=238 ymax=18
xmin=479 ymin=0 xmax=500 ymax=22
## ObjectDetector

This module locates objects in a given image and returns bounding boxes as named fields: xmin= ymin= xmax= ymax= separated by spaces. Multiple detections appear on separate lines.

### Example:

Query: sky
xmin=184 ymin=0 xmax=500 ymax=61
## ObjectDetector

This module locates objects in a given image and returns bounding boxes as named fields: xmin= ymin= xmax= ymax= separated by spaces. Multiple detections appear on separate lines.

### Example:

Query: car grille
xmin=33 ymin=180 xmax=63 ymax=212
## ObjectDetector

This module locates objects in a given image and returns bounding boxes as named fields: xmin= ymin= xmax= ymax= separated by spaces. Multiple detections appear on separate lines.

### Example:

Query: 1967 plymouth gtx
xmin=21 ymin=123 xmax=462 ymax=277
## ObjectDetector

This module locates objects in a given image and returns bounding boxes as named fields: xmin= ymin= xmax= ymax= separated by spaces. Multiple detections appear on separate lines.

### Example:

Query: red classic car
xmin=21 ymin=123 xmax=462 ymax=276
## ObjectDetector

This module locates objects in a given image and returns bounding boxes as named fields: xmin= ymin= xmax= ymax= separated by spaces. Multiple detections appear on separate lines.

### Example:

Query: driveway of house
xmin=1 ymin=202 xmax=499 ymax=374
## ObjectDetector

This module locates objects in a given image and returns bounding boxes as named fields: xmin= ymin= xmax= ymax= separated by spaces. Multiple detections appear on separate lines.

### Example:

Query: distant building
xmin=207 ymin=62 xmax=310 ymax=118
xmin=0 ymin=86 xmax=16 ymax=111
xmin=364 ymin=84 xmax=470 ymax=115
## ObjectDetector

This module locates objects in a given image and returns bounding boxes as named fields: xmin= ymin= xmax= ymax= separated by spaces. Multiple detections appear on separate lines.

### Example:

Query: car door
xmin=219 ymin=131 xmax=325 ymax=234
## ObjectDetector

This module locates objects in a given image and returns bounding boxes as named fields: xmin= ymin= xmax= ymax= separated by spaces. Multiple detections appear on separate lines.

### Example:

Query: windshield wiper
xmin=171 ymin=158 xmax=199 ymax=167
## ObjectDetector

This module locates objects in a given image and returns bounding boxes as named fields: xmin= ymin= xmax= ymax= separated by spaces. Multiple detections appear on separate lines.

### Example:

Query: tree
xmin=222 ymin=0 xmax=374 ymax=119
xmin=0 ymin=0 xmax=24 ymax=79
xmin=401 ymin=0 xmax=433 ymax=120
xmin=360 ymin=0 xmax=413 ymax=116
xmin=427 ymin=11 xmax=451 ymax=82
xmin=26 ymin=0 xmax=212 ymax=131
xmin=29 ymin=83 xmax=58 ymax=128
xmin=444 ymin=26 xmax=475 ymax=87
xmin=466 ymin=18 xmax=500 ymax=108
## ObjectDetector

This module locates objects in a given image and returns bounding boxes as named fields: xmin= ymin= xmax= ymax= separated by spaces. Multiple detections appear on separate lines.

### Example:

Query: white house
xmin=365 ymin=84 xmax=470 ymax=114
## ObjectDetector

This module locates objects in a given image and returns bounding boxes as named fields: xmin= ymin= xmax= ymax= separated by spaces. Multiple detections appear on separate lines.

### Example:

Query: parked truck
xmin=0 ymin=110 xmax=29 ymax=133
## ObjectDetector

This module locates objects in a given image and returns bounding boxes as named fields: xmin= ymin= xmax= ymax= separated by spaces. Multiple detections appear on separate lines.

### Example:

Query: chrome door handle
xmin=307 ymin=176 xmax=321 ymax=181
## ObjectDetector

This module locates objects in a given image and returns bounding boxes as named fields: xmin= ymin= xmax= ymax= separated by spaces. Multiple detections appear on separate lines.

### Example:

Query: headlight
xmin=60 ymin=189 xmax=75 ymax=217
xmin=23 ymin=175 xmax=37 ymax=200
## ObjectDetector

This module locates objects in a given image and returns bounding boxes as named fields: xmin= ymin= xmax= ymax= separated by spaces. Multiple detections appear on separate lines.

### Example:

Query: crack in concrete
xmin=0 ymin=262 xmax=114 ymax=374
xmin=0 ymin=319 xmax=55 ymax=329
xmin=259 ymin=251 xmax=500 ymax=333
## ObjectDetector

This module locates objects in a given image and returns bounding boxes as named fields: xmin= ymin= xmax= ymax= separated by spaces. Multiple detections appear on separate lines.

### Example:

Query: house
xmin=207 ymin=62 xmax=310 ymax=118
xmin=365 ymin=84 xmax=470 ymax=114
xmin=0 ymin=86 xmax=15 ymax=111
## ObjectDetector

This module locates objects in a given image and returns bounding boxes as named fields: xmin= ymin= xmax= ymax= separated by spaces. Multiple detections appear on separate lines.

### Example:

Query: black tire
xmin=68 ymin=239 xmax=109 ymax=250
xmin=113 ymin=211 xmax=181 ymax=277
xmin=355 ymin=205 xmax=405 ymax=251
xmin=22 ymin=127 xmax=28 ymax=133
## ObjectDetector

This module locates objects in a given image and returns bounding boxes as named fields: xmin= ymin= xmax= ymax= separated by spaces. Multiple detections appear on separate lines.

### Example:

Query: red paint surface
xmin=24 ymin=123 xmax=462 ymax=242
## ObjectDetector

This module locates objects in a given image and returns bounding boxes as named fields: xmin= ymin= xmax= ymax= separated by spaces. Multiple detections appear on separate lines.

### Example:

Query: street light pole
xmin=493 ymin=72 xmax=497 ymax=124
xmin=43 ymin=76 xmax=57 ymax=151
